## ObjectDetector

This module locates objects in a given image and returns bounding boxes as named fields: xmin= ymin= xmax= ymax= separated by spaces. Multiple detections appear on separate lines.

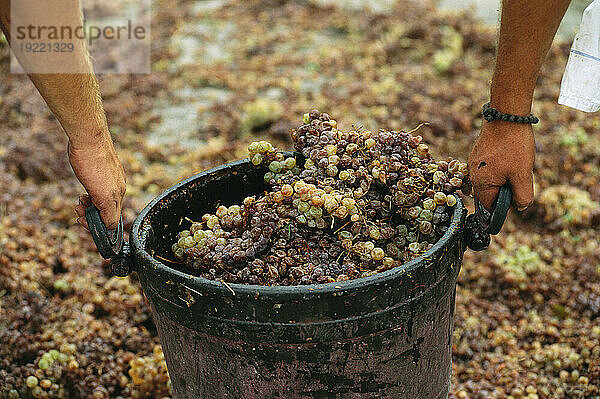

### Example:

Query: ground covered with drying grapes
xmin=0 ymin=0 xmax=599 ymax=398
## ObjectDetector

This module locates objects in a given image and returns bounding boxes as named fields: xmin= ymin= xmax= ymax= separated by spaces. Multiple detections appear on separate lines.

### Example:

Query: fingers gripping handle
xmin=85 ymin=205 xmax=132 ymax=277
xmin=465 ymin=184 xmax=512 ymax=251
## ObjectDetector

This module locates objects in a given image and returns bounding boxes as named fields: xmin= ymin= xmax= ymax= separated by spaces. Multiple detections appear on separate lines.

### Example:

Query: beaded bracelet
xmin=482 ymin=102 xmax=539 ymax=124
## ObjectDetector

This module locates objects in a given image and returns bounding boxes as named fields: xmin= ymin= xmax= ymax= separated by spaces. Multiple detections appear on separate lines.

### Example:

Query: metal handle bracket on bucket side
xmin=85 ymin=205 xmax=133 ymax=277
xmin=487 ymin=184 xmax=512 ymax=235
xmin=464 ymin=184 xmax=512 ymax=251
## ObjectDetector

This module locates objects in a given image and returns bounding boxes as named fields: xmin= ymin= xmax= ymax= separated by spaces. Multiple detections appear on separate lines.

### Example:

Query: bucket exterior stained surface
xmin=131 ymin=157 xmax=467 ymax=399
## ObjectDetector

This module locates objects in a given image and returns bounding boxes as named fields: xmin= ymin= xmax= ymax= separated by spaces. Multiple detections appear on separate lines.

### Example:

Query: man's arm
xmin=0 ymin=0 xmax=126 ymax=229
xmin=468 ymin=0 xmax=571 ymax=211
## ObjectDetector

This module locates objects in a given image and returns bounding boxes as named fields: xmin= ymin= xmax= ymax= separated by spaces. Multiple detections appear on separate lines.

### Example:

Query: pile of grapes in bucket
xmin=172 ymin=110 xmax=471 ymax=285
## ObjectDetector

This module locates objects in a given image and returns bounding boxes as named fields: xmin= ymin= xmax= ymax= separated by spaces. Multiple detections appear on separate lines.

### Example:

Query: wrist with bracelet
xmin=482 ymin=102 xmax=539 ymax=124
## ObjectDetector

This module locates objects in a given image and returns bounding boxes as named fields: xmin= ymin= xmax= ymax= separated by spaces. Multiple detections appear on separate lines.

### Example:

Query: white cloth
xmin=558 ymin=0 xmax=600 ymax=112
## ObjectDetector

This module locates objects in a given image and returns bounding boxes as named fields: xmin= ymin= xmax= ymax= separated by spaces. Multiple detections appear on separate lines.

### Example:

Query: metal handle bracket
xmin=85 ymin=205 xmax=132 ymax=277
xmin=465 ymin=183 xmax=512 ymax=251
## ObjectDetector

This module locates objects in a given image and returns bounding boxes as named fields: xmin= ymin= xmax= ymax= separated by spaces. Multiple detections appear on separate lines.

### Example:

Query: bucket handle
xmin=464 ymin=183 xmax=512 ymax=251
xmin=85 ymin=205 xmax=133 ymax=277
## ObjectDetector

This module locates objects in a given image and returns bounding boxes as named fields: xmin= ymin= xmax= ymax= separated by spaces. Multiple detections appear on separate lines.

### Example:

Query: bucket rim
xmin=130 ymin=157 xmax=466 ymax=297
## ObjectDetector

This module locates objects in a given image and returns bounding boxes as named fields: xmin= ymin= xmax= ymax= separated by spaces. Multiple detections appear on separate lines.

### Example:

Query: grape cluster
xmin=127 ymin=345 xmax=171 ymax=398
xmin=172 ymin=110 xmax=470 ymax=285
xmin=1 ymin=344 xmax=80 ymax=399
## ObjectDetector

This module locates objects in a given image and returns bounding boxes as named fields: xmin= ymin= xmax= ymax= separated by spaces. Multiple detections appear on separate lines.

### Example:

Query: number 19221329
xmin=19 ymin=42 xmax=74 ymax=52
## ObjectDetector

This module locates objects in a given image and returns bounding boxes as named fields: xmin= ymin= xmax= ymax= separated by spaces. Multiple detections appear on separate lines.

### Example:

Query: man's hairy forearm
xmin=28 ymin=72 xmax=109 ymax=146
xmin=0 ymin=0 xmax=110 ymax=147
xmin=491 ymin=0 xmax=571 ymax=115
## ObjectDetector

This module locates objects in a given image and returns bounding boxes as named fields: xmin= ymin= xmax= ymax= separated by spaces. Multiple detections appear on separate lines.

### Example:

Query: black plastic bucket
xmin=86 ymin=151 xmax=508 ymax=398
xmin=127 ymin=157 xmax=468 ymax=399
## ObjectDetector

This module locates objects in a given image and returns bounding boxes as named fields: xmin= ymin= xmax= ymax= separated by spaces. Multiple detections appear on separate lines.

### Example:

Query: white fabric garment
xmin=558 ymin=0 xmax=600 ymax=112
